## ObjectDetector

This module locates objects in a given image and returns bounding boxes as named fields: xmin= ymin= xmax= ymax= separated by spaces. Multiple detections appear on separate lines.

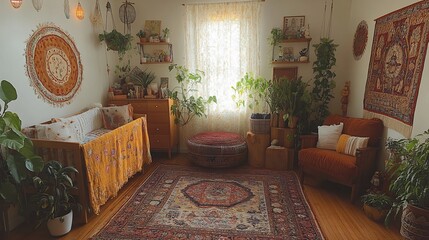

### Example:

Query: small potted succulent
xmin=161 ymin=28 xmax=170 ymax=42
xmin=361 ymin=193 xmax=393 ymax=222
xmin=136 ymin=30 xmax=146 ymax=43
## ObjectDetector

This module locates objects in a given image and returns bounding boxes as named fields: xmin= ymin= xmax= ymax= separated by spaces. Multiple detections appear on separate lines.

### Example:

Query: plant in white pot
xmin=385 ymin=130 xmax=429 ymax=239
xmin=29 ymin=161 xmax=80 ymax=237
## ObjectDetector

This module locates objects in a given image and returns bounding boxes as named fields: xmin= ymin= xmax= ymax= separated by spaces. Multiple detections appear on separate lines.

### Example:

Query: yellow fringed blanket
xmin=82 ymin=117 xmax=152 ymax=214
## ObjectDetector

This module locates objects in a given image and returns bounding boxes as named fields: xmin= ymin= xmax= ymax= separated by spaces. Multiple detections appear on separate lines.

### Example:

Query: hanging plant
xmin=98 ymin=29 xmax=133 ymax=56
xmin=310 ymin=38 xmax=338 ymax=130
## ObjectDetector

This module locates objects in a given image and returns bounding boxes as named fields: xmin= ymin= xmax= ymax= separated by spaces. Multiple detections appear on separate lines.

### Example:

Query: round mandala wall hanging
xmin=26 ymin=23 xmax=83 ymax=106
xmin=353 ymin=20 xmax=368 ymax=60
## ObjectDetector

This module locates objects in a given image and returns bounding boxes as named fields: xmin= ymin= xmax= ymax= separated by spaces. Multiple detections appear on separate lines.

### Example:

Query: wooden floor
xmin=2 ymin=153 xmax=402 ymax=240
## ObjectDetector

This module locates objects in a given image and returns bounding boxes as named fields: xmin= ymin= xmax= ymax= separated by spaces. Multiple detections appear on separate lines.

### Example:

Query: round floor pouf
xmin=187 ymin=132 xmax=248 ymax=168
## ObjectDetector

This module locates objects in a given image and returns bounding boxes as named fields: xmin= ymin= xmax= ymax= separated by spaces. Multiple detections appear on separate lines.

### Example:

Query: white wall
xmin=0 ymin=0 xmax=116 ymax=127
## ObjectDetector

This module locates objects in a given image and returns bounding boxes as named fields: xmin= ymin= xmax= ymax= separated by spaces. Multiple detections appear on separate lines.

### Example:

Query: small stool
xmin=187 ymin=132 xmax=247 ymax=168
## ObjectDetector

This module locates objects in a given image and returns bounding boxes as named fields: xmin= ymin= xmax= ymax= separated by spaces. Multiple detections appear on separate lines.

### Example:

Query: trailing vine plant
xmin=310 ymin=38 xmax=338 ymax=130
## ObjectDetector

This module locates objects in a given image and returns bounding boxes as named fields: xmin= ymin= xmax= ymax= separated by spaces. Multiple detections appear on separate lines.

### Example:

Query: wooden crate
xmin=265 ymin=146 xmax=295 ymax=170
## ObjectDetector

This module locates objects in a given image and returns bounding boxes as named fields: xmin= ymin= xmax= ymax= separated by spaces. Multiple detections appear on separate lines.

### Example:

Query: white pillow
xmin=35 ymin=122 xmax=78 ymax=142
xmin=317 ymin=122 xmax=344 ymax=150
xmin=56 ymin=108 xmax=103 ymax=141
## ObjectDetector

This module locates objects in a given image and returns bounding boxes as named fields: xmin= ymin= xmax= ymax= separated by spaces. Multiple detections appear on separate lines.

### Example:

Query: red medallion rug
xmin=92 ymin=165 xmax=324 ymax=240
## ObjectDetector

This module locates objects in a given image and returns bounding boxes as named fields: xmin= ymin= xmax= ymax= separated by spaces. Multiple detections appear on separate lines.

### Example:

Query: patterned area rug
xmin=92 ymin=165 xmax=324 ymax=240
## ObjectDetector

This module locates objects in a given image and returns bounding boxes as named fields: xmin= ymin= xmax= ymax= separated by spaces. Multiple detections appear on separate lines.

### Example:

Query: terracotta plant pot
xmin=363 ymin=204 xmax=387 ymax=222
xmin=400 ymin=204 xmax=429 ymax=239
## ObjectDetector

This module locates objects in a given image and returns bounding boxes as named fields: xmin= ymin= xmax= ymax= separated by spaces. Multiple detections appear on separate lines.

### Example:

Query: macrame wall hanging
xmin=25 ymin=23 xmax=83 ymax=107
xmin=320 ymin=0 xmax=334 ymax=39
xmin=32 ymin=0 xmax=43 ymax=12
xmin=91 ymin=0 xmax=104 ymax=32
xmin=64 ymin=0 xmax=70 ymax=19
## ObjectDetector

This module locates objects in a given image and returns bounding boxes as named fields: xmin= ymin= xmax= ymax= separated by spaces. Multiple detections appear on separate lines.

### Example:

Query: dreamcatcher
xmin=90 ymin=0 xmax=103 ymax=32
xmin=119 ymin=1 xmax=136 ymax=34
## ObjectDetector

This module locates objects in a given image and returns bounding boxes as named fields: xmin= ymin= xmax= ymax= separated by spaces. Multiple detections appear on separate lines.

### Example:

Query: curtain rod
xmin=182 ymin=0 xmax=265 ymax=6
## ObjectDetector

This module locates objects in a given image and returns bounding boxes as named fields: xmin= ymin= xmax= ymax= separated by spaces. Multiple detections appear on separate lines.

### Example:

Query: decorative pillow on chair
xmin=35 ymin=122 xmax=79 ymax=142
xmin=317 ymin=122 xmax=344 ymax=150
xmin=100 ymin=104 xmax=133 ymax=130
xmin=336 ymin=134 xmax=369 ymax=156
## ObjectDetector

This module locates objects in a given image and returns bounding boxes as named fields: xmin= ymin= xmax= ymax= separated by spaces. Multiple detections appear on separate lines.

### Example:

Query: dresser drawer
xmin=147 ymin=112 xmax=170 ymax=124
xmin=149 ymin=134 xmax=170 ymax=148
xmin=148 ymin=123 xmax=170 ymax=135
xmin=131 ymin=102 xmax=148 ymax=113
xmin=147 ymin=100 xmax=169 ymax=112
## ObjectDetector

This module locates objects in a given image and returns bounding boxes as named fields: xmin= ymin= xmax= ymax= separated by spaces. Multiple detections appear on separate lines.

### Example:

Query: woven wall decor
xmin=363 ymin=2 xmax=429 ymax=137
xmin=25 ymin=23 xmax=83 ymax=106
xmin=353 ymin=20 xmax=368 ymax=60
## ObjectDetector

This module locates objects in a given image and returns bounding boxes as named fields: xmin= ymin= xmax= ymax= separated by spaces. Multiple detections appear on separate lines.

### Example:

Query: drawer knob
xmin=156 ymin=140 xmax=160 ymax=143
xmin=156 ymin=128 xmax=160 ymax=131
xmin=155 ymin=105 xmax=159 ymax=108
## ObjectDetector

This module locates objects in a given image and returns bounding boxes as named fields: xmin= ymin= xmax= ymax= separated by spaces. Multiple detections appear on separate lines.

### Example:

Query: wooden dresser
xmin=108 ymin=98 xmax=178 ymax=158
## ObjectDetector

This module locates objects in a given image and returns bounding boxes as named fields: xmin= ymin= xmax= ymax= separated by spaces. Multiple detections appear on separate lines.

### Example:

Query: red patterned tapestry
xmin=92 ymin=164 xmax=324 ymax=240
xmin=25 ymin=23 xmax=83 ymax=107
xmin=363 ymin=1 xmax=429 ymax=137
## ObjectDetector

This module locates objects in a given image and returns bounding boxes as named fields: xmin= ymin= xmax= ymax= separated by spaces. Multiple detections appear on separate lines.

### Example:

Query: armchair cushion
xmin=299 ymin=148 xmax=357 ymax=185
xmin=317 ymin=122 xmax=343 ymax=150
xmin=336 ymin=134 xmax=369 ymax=156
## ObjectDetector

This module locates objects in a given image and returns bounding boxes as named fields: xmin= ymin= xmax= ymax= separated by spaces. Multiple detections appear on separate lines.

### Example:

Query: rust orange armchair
xmin=298 ymin=115 xmax=384 ymax=201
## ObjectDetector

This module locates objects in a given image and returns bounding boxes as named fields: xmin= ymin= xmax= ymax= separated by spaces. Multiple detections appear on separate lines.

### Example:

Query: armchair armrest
xmin=355 ymin=147 xmax=378 ymax=192
xmin=300 ymin=134 xmax=318 ymax=149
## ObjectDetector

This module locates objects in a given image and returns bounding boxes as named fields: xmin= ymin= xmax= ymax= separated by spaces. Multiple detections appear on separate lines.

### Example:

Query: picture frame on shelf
xmin=273 ymin=67 xmax=298 ymax=82
xmin=160 ymin=77 xmax=169 ymax=99
xmin=144 ymin=20 xmax=161 ymax=36
xmin=283 ymin=16 xmax=305 ymax=39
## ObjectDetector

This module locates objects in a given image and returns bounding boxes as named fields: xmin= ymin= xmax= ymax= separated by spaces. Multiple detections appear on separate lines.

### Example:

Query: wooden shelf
xmin=271 ymin=60 xmax=310 ymax=64
xmin=137 ymin=42 xmax=172 ymax=46
xmin=141 ymin=61 xmax=173 ymax=65
xmin=279 ymin=38 xmax=312 ymax=43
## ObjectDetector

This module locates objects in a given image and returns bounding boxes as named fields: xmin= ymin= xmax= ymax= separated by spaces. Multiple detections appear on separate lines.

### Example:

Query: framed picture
xmin=273 ymin=67 xmax=298 ymax=82
xmin=283 ymin=16 xmax=305 ymax=38
xmin=144 ymin=20 xmax=161 ymax=36
xmin=160 ymin=77 xmax=169 ymax=99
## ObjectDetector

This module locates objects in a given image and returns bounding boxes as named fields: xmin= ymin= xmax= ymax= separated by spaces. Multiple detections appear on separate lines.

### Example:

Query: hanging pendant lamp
xmin=10 ymin=0 xmax=23 ymax=8
xmin=32 ymin=0 xmax=43 ymax=12
xmin=76 ymin=2 xmax=84 ymax=20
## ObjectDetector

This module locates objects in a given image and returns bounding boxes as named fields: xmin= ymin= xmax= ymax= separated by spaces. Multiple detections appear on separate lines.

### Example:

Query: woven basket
xmin=250 ymin=118 xmax=271 ymax=134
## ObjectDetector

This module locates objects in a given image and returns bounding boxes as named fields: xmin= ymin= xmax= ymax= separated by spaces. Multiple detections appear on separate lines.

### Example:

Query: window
xmin=184 ymin=2 xmax=261 ymax=135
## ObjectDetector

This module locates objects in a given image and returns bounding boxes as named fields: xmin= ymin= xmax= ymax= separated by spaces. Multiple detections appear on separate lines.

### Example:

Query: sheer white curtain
xmin=183 ymin=1 xmax=261 ymax=142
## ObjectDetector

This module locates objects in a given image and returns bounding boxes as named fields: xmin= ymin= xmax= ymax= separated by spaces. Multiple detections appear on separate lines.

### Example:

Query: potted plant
xmin=0 ymin=80 xmax=44 ymax=231
xmin=309 ymin=38 xmax=338 ymax=131
xmin=268 ymin=28 xmax=284 ymax=61
xmin=98 ymin=29 xmax=133 ymax=56
xmin=272 ymin=77 xmax=310 ymax=129
xmin=29 ymin=161 xmax=80 ymax=237
xmin=161 ymin=28 xmax=170 ymax=43
xmin=385 ymin=130 xmax=429 ymax=239
xmin=129 ymin=67 xmax=156 ymax=97
xmin=136 ymin=30 xmax=146 ymax=43
xmin=232 ymin=73 xmax=273 ymax=134
xmin=168 ymin=64 xmax=217 ymax=126
xmin=361 ymin=193 xmax=393 ymax=222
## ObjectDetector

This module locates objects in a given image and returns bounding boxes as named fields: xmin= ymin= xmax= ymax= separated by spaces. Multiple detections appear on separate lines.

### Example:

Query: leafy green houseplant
xmin=29 ymin=161 xmax=80 ymax=236
xmin=361 ymin=193 xmax=393 ymax=222
xmin=385 ymin=130 xmax=429 ymax=238
xmin=271 ymin=77 xmax=310 ymax=128
xmin=168 ymin=64 xmax=217 ymax=126
xmin=232 ymin=73 xmax=273 ymax=114
xmin=310 ymin=38 xmax=338 ymax=131
xmin=0 ymin=80 xmax=44 ymax=206
xmin=99 ymin=29 xmax=133 ymax=56
xmin=268 ymin=28 xmax=284 ymax=46
xmin=129 ymin=67 xmax=156 ymax=92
